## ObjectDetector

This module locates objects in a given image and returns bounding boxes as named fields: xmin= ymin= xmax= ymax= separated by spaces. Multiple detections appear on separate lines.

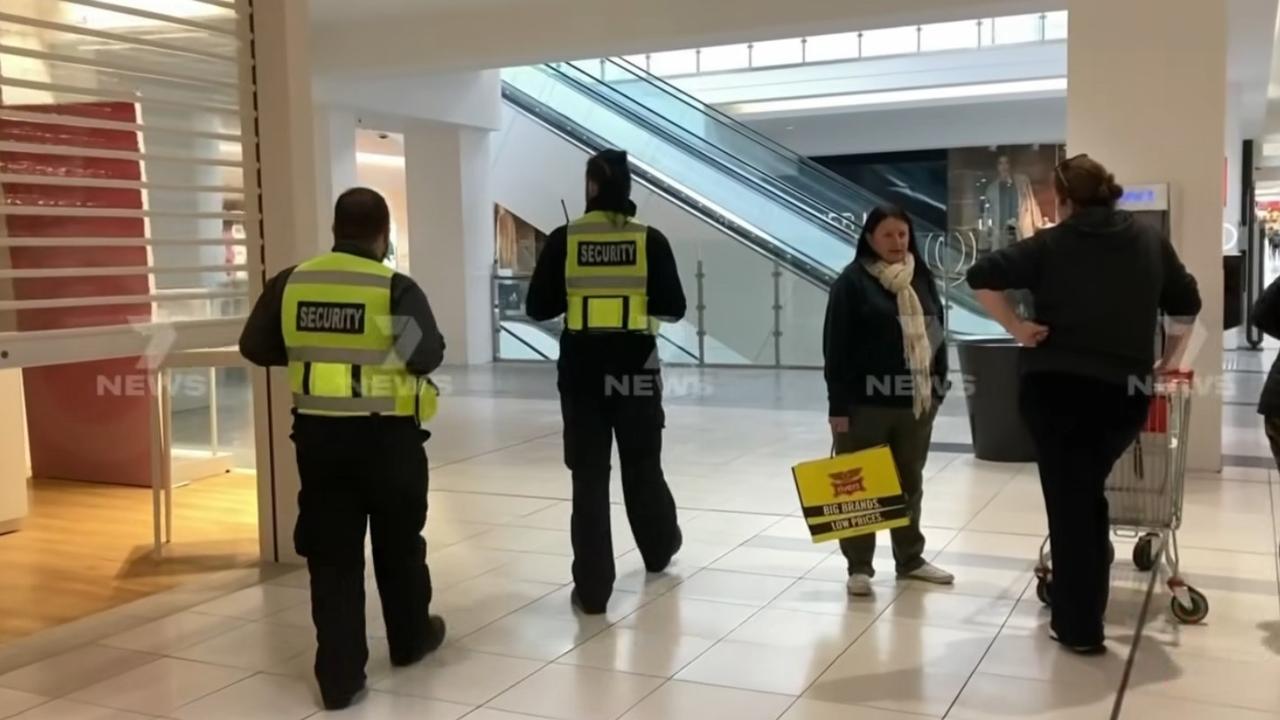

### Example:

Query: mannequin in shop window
xmin=982 ymin=153 xmax=1044 ymax=252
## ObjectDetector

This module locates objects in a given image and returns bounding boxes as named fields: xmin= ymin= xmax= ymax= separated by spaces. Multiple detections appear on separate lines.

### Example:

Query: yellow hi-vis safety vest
xmin=281 ymin=251 xmax=438 ymax=424
xmin=564 ymin=211 xmax=656 ymax=333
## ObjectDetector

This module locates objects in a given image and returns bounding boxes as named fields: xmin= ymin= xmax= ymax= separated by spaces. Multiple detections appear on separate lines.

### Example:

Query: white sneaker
xmin=899 ymin=561 xmax=955 ymax=585
xmin=846 ymin=574 xmax=874 ymax=597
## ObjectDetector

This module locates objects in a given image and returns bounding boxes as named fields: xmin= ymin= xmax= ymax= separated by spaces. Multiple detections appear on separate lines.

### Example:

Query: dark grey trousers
xmin=834 ymin=404 xmax=937 ymax=577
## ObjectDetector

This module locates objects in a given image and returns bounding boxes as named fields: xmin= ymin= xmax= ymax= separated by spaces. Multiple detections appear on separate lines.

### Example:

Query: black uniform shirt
xmin=967 ymin=207 xmax=1200 ymax=386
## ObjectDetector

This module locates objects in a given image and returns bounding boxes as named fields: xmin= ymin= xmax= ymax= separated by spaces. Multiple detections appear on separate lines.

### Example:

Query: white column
xmin=251 ymin=0 xmax=319 ymax=562
xmin=1067 ymin=0 xmax=1227 ymax=471
xmin=404 ymin=122 xmax=495 ymax=366
xmin=313 ymin=106 xmax=358 ymax=240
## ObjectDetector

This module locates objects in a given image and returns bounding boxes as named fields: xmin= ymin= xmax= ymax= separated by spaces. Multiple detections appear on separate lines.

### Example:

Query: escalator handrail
xmin=498 ymin=321 xmax=554 ymax=361
xmin=538 ymin=62 xmax=868 ymax=246
xmin=576 ymin=59 xmax=948 ymax=244
xmin=502 ymin=81 xmax=836 ymax=290
xmin=606 ymin=56 xmax=892 ymax=212
xmin=657 ymin=331 xmax=700 ymax=363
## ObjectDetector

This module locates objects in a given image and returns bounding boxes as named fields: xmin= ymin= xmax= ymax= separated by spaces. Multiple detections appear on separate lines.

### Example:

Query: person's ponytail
xmin=1055 ymin=155 xmax=1124 ymax=210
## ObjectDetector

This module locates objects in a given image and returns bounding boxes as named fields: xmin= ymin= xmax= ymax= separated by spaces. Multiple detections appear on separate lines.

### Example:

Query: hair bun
xmin=1107 ymin=174 xmax=1124 ymax=201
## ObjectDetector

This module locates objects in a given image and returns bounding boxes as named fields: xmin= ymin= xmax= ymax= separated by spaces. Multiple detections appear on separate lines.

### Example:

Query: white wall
xmin=748 ymin=97 xmax=1067 ymax=156
xmin=313 ymin=106 xmax=358 ymax=239
xmin=405 ymin=123 xmax=496 ymax=366
xmin=355 ymin=155 xmax=412 ymax=273
xmin=314 ymin=70 xmax=503 ymax=131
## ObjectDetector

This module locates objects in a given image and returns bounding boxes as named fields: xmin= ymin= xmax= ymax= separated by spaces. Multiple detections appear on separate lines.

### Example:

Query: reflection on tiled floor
xmin=0 ymin=365 xmax=1277 ymax=719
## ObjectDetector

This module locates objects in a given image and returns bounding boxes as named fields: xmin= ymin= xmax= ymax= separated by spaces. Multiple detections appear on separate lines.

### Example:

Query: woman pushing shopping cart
xmin=966 ymin=154 xmax=1202 ymax=655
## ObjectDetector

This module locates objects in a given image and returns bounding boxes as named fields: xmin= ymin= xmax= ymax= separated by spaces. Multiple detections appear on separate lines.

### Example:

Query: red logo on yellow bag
xmin=829 ymin=468 xmax=866 ymax=497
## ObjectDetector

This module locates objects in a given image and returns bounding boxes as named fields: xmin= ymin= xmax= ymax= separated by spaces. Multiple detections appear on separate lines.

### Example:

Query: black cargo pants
xmin=1020 ymin=372 xmax=1150 ymax=647
xmin=292 ymin=414 xmax=433 ymax=702
xmin=560 ymin=372 xmax=680 ymax=611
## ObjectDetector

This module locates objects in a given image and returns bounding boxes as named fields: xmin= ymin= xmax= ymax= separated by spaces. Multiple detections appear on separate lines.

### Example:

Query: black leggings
xmin=1020 ymin=372 xmax=1150 ymax=646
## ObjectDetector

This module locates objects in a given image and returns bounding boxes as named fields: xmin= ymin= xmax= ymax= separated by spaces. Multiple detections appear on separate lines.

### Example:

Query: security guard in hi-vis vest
xmin=526 ymin=150 xmax=687 ymax=614
xmin=239 ymin=188 xmax=446 ymax=711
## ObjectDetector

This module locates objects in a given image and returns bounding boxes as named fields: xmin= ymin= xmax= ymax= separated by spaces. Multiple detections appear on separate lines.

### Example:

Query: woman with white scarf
xmin=823 ymin=206 xmax=954 ymax=597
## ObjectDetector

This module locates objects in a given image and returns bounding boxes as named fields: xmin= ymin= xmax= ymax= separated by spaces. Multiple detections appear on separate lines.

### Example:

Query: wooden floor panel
xmin=0 ymin=473 xmax=259 ymax=643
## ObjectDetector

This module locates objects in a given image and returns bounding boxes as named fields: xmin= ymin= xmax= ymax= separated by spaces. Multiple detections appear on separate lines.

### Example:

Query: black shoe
xmin=645 ymin=527 xmax=683 ymax=573
xmin=1049 ymin=629 xmax=1106 ymax=656
xmin=570 ymin=589 xmax=607 ymax=616
xmin=322 ymin=685 xmax=367 ymax=711
xmin=391 ymin=615 xmax=447 ymax=667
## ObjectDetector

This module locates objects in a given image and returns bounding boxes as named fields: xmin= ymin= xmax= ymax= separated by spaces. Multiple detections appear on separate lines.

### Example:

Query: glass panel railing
xmin=492 ymin=275 xmax=704 ymax=364
xmin=921 ymin=20 xmax=984 ymax=52
xmin=632 ymin=10 xmax=1066 ymax=78
xmin=992 ymin=13 xmax=1046 ymax=45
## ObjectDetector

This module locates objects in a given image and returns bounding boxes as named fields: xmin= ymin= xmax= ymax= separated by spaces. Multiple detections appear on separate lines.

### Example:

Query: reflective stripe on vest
xmin=564 ymin=211 xmax=653 ymax=333
xmin=281 ymin=250 xmax=439 ymax=423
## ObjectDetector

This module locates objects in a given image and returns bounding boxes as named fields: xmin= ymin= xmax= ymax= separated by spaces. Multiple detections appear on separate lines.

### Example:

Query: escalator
xmin=501 ymin=58 xmax=1000 ymax=337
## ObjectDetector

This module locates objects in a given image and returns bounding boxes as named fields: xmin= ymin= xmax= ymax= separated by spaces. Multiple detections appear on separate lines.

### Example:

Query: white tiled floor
xmin=0 ymin=365 xmax=1278 ymax=719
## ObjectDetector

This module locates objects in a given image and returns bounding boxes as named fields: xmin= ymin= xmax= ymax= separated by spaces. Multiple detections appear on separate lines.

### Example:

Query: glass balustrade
xmin=617 ymin=11 xmax=1067 ymax=78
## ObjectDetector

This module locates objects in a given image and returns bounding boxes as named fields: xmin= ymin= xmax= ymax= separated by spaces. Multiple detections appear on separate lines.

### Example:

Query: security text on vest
xmin=577 ymin=241 xmax=637 ymax=267
xmin=296 ymin=301 xmax=366 ymax=334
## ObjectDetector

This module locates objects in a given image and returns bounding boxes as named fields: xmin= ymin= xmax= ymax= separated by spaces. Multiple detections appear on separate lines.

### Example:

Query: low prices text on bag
xmin=792 ymin=445 xmax=910 ymax=543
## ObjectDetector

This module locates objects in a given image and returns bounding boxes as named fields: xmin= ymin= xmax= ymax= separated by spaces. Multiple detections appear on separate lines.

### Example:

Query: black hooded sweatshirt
xmin=525 ymin=197 xmax=687 ymax=387
xmin=966 ymin=206 xmax=1201 ymax=386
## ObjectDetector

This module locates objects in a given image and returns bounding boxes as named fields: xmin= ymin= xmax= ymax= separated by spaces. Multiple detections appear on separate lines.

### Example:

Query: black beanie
xmin=588 ymin=149 xmax=632 ymax=203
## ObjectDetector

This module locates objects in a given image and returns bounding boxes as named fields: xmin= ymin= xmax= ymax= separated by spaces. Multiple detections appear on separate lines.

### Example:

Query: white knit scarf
xmin=865 ymin=254 xmax=933 ymax=418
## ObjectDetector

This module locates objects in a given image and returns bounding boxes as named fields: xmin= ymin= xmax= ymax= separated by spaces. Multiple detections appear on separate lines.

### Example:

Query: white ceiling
xmin=306 ymin=0 xmax=1060 ymax=75
xmin=308 ymin=0 xmax=535 ymax=22
xmin=355 ymin=129 xmax=403 ymax=156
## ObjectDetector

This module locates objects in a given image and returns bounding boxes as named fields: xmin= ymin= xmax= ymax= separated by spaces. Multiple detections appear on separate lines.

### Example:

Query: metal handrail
xmin=502 ymin=79 xmax=835 ymax=288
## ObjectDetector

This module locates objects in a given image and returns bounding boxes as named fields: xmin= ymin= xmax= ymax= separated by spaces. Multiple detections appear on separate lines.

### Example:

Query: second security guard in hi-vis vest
xmin=239 ymin=188 xmax=445 ymax=711
xmin=526 ymin=149 xmax=687 ymax=614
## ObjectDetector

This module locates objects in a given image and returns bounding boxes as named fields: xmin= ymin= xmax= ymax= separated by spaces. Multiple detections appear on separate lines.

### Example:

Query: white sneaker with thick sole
xmin=899 ymin=561 xmax=955 ymax=585
xmin=846 ymin=574 xmax=874 ymax=596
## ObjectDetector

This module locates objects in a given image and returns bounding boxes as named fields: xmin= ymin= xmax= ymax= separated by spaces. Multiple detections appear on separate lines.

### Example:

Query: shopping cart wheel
xmin=1035 ymin=577 xmax=1052 ymax=606
xmin=1133 ymin=533 xmax=1159 ymax=572
xmin=1170 ymin=587 xmax=1209 ymax=624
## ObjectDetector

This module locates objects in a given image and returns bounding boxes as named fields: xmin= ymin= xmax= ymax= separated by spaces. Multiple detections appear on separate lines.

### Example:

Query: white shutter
xmin=0 ymin=0 xmax=260 ymax=369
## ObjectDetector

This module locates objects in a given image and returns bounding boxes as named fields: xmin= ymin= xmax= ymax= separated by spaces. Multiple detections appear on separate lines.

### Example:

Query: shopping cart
xmin=1034 ymin=371 xmax=1207 ymax=624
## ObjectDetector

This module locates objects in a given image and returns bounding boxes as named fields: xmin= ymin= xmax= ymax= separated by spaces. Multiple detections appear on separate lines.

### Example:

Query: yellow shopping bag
xmin=792 ymin=445 xmax=910 ymax=543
